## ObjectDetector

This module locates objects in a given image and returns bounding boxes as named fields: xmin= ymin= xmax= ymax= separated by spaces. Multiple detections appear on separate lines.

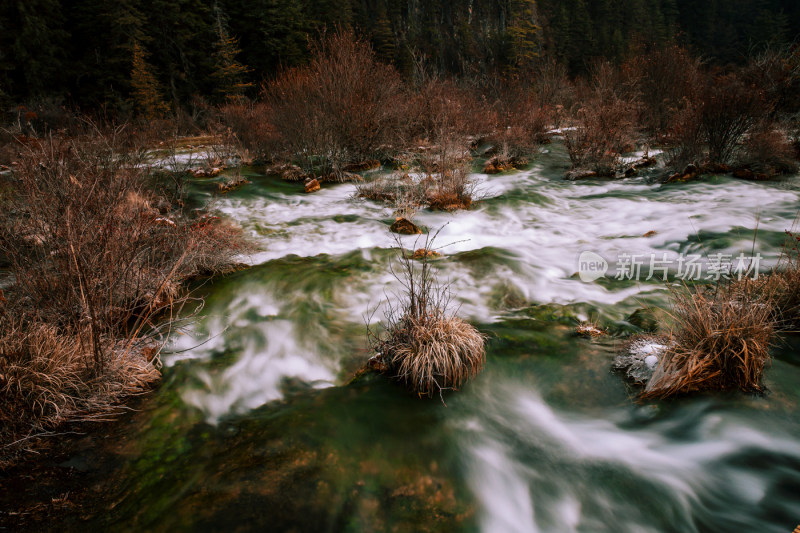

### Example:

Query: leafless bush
xmin=0 ymin=127 xmax=246 ymax=453
xmin=367 ymin=234 xmax=486 ymax=399
xmin=491 ymin=83 xmax=555 ymax=162
xmin=0 ymin=129 xmax=245 ymax=368
xmin=217 ymin=100 xmax=281 ymax=162
xmin=563 ymin=61 xmax=638 ymax=175
xmin=738 ymin=121 xmax=798 ymax=175
xmin=623 ymin=45 xmax=702 ymax=139
xmin=265 ymin=31 xmax=407 ymax=177
xmin=702 ymin=74 xmax=768 ymax=166
xmin=666 ymin=72 xmax=771 ymax=170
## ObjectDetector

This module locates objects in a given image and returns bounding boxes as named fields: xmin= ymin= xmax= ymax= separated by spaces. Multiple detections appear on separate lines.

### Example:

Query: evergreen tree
xmin=211 ymin=2 xmax=253 ymax=101
xmin=505 ymin=0 xmax=540 ymax=74
xmin=130 ymin=41 xmax=170 ymax=119
xmin=0 ymin=0 xmax=68 ymax=99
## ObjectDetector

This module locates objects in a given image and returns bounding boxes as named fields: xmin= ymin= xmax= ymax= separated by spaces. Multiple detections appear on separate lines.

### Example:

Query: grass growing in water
xmin=368 ymin=234 xmax=486 ymax=399
xmin=640 ymin=281 xmax=774 ymax=399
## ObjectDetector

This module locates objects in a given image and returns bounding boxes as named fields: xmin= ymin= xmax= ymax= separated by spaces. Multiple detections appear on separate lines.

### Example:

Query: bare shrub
xmin=0 ymin=127 xmax=246 ymax=453
xmin=0 ymin=129 xmax=245 ymax=369
xmin=368 ymin=234 xmax=486 ymax=399
xmin=491 ymin=83 xmax=554 ymax=163
xmin=666 ymin=72 xmax=770 ymax=170
xmin=702 ymin=74 xmax=768 ymax=166
xmin=563 ymin=61 xmax=638 ymax=175
xmin=623 ymin=44 xmax=702 ymax=139
xmin=265 ymin=31 xmax=407 ymax=177
xmin=217 ymin=100 xmax=281 ymax=162
xmin=738 ymin=121 xmax=798 ymax=175
xmin=641 ymin=282 xmax=774 ymax=399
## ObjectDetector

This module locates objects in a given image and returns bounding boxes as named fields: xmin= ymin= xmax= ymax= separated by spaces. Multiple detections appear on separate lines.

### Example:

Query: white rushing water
xmin=458 ymin=387 xmax=800 ymax=533
xmin=167 ymin=162 xmax=799 ymax=423
xmin=155 ymin=158 xmax=800 ymax=532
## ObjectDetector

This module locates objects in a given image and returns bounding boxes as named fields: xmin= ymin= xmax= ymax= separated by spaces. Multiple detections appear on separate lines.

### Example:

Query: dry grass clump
xmin=384 ymin=314 xmax=486 ymax=398
xmin=0 ymin=319 xmax=159 ymax=449
xmin=0 ymin=127 xmax=246 ymax=454
xmin=575 ymin=322 xmax=606 ymax=338
xmin=760 ymin=230 xmax=800 ymax=330
xmin=641 ymin=282 xmax=774 ymax=399
xmin=368 ymin=235 xmax=486 ymax=399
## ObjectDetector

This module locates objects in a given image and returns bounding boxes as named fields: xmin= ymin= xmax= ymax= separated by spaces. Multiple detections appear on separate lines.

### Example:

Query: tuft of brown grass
xmin=368 ymin=233 xmax=486 ymax=399
xmin=641 ymin=282 xmax=774 ymax=399
xmin=384 ymin=314 xmax=485 ymax=398
xmin=0 ymin=318 xmax=159 ymax=450
xmin=760 ymin=230 xmax=800 ymax=331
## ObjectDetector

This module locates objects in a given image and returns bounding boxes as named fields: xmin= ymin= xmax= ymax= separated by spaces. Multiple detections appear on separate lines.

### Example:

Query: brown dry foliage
xmin=0 ymin=127 xmax=246 ymax=452
xmin=490 ymin=82 xmax=555 ymax=161
xmin=217 ymin=100 xmax=281 ymax=162
xmin=265 ymin=31 xmax=408 ymax=177
xmin=738 ymin=121 xmax=799 ymax=175
xmin=642 ymin=282 xmax=774 ymax=399
xmin=761 ymin=230 xmax=800 ymax=331
xmin=622 ymin=44 xmax=702 ymax=138
xmin=369 ymin=234 xmax=486 ymax=398
xmin=564 ymin=61 xmax=638 ymax=175
xmin=668 ymin=72 xmax=770 ymax=169
xmin=0 ymin=319 xmax=159 ymax=448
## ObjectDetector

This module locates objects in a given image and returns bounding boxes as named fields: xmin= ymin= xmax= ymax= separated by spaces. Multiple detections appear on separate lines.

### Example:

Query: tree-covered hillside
xmin=1 ymin=0 xmax=798 ymax=113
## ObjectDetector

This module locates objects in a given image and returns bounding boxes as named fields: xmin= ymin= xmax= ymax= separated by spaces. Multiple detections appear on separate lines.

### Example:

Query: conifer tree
xmin=211 ymin=2 xmax=253 ymax=102
xmin=506 ymin=0 xmax=540 ymax=74
xmin=130 ymin=41 xmax=170 ymax=119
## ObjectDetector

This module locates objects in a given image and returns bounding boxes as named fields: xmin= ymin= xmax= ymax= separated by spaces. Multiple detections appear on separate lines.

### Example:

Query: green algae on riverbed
xmin=5 ymin=149 xmax=800 ymax=532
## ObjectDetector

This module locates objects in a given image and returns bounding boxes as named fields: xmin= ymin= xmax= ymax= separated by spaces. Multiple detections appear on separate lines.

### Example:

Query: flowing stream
xmin=55 ymin=144 xmax=800 ymax=531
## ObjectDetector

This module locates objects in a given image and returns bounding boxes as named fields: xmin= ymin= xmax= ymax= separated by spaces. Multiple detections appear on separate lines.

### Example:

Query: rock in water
xmin=390 ymin=218 xmax=422 ymax=235
xmin=304 ymin=178 xmax=321 ymax=193
xmin=411 ymin=248 xmax=441 ymax=260
xmin=565 ymin=169 xmax=598 ymax=180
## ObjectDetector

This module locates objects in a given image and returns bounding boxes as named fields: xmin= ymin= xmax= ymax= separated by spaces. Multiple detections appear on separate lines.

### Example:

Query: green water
xmin=63 ymin=148 xmax=800 ymax=532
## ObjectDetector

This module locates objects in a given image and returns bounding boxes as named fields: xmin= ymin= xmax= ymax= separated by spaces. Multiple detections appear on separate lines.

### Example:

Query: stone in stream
xmin=565 ymin=169 xmax=598 ymax=180
xmin=304 ymin=178 xmax=321 ymax=193
xmin=390 ymin=217 xmax=422 ymax=235
xmin=411 ymin=248 xmax=441 ymax=260
xmin=613 ymin=335 xmax=670 ymax=384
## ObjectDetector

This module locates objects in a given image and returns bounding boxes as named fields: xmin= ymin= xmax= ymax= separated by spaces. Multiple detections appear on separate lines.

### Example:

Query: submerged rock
xmin=304 ymin=178 xmax=321 ymax=193
xmin=411 ymin=248 xmax=441 ymax=260
xmin=390 ymin=217 xmax=422 ymax=235
xmin=614 ymin=336 xmax=670 ymax=384
xmin=565 ymin=169 xmax=598 ymax=181
xmin=665 ymin=163 xmax=699 ymax=183
xmin=575 ymin=322 xmax=606 ymax=338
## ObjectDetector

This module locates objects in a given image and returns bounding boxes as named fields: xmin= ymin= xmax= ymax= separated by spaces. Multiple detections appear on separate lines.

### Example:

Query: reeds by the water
xmin=642 ymin=282 xmax=774 ymax=399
